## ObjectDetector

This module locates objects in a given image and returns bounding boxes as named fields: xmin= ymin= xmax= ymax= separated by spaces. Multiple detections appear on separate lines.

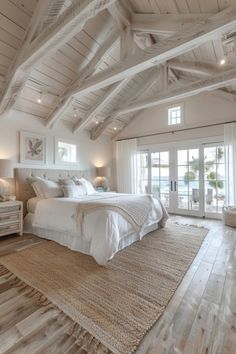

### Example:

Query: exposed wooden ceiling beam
xmin=108 ymin=0 xmax=131 ymax=29
xmin=131 ymin=13 xmax=214 ymax=34
xmin=0 ymin=0 xmax=117 ymax=114
xmin=90 ymin=67 xmax=160 ymax=140
xmin=169 ymin=61 xmax=236 ymax=102
xmin=69 ymin=0 xmax=134 ymax=135
xmin=46 ymin=26 xmax=119 ymax=128
xmin=113 ymin=68 xmax=236 ymax=115
xmin=33 ymin=0 xmax=66 ymax=40
xmin=73 ymin=77 xmax=132 ymax=134
xmin=0 ymin=0 xmax=55 ymax=113
xmin=168 ymin=59 xmax=234 ymax=76
xmin=19 ymin=0 xmax=117 ymax=70
xmin=73 ymin=17 xmax=136 ymax=135
xmin=109 ymin=1 xmax=154 ymax=50
xmin=69 ymin=6 xmax=236 ymax=99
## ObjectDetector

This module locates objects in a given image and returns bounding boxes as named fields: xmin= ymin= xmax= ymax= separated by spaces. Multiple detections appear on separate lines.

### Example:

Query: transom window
xmin=168 ymin=105 xmax=182 ymax=125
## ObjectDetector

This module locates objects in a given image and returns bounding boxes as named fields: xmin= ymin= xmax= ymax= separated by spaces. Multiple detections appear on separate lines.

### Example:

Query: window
xmin=168 ymin=105 xmax=182 ymax=125
xmin=55 ymin=138 xmax=78 ymax=164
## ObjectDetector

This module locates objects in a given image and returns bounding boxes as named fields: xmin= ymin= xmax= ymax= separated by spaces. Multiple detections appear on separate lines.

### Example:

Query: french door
xmin=173 ymin=148 xmax=204 ymax=216
xmin=137 ymin=143 xmax=225 ymax=218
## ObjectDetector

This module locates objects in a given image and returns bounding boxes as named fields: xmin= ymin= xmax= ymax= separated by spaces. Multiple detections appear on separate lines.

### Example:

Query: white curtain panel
xmin=116 ymin=139 xmax=137 ymax=194
xmin=224 ymin=123 xmax=236 ymax=206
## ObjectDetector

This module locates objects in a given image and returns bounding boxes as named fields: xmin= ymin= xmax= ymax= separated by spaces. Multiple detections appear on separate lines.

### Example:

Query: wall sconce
xmin=0 ymin=159 xmax=14 ymax=201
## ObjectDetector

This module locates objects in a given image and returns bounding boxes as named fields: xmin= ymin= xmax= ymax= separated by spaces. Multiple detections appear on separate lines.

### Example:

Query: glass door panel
xmin=204 ymin=146 xmax=225 ymax=216
xmin=151 ymin=151 xmax=171 ymax=210
xmin=175 ymin=148 xmax=202 ymax=215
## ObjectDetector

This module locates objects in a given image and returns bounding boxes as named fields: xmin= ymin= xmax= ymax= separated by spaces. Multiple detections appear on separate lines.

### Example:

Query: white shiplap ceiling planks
xmin=0 ymin=0 xmax=236 ymax=139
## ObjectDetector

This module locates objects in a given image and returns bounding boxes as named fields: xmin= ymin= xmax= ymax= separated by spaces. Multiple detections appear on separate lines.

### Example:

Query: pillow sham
xmin=58 ymin=178 xmax=75 ymax=186
xmin=62 ymin=185 xmax=87 ymax=198
xmin=32 ymin=177 xmax=63 ymax=198
xmin=74 ymin=177 xmax=96 ymax=195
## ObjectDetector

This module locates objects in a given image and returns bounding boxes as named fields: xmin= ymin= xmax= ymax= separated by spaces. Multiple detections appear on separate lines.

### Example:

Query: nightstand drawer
xmin=0 ymin=201 xmax=23 ymax=237
xmin=0 ymin=211 xmax=20 ymax=223
xmin=0 ymin=205 xmax=20 ymax=213
xmin=0 ymin=223 xmax=20 ymax=236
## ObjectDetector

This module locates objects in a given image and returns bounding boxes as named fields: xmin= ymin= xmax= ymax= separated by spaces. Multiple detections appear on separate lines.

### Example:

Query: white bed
xmin=15 ymin=168 xmax=168 ymax=265
xmin=24 ymin=192 xmax=168 ymax=265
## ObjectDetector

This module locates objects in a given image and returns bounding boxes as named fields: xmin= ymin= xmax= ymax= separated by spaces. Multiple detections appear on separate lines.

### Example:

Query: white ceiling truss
xmin=0 ymin=0 xmax=236 ymax=139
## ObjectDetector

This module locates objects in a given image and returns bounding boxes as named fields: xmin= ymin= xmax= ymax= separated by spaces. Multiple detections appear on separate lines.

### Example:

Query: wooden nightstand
xmin=0 ymin=201 xmax=23 ymax=237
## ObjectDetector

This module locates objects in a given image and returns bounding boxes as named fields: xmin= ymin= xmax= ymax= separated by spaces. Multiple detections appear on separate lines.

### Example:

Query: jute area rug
xmin=0 ymin=222 xmax=208 ymax=354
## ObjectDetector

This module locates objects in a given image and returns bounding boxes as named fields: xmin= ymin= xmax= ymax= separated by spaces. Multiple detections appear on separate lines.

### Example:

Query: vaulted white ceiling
xmin=1 ymin=0 xmax=236 ymax=140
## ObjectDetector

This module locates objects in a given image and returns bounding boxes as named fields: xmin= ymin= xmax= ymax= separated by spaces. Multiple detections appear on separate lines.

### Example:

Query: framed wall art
xmin=20 ymin=131 xmax=46 ymax=164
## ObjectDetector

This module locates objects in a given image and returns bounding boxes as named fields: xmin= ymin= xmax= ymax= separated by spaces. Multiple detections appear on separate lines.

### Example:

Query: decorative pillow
xmin=31 ymin=177 xmax=63 ymax=198
xmin=32 ymin=181 xmax=44 ymax=198
xmin=62 ymin=185 xmax=87 ymax=198
xmin=58 ymin=178 xmax=75 ymax=186
xmin=73 ymin=177 xmax=96 ymax=195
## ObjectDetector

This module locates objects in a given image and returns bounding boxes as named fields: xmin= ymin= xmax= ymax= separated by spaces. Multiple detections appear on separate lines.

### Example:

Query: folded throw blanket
xmin=77 ymin=194 xmax=156 ymax=233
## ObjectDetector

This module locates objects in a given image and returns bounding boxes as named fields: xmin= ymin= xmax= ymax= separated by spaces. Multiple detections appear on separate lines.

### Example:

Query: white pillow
xmin=62 ymin=185 xmax=87 ymax=198
xmin=58 ymin=178 xmax=75 ymax=186
xmin=32 ymin=177 xmax=63 ymax=198
xmin=74 ymin=177 xmax=96 ymax=195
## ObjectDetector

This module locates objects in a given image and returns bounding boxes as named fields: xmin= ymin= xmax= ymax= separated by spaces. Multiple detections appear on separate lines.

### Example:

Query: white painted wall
xmin=0 ymin=110 xmax=115 ymax=188
xmin=117 ymin=92 xmax=236 ymax=146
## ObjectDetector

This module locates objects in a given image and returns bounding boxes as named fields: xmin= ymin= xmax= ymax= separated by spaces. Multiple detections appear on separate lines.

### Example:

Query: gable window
xmin=168 ymin=105 xmax=182 ymax=126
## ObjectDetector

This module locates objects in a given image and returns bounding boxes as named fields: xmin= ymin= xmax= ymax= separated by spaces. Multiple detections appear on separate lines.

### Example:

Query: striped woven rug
xmin=0 ymin=222 xmax=208 ymax=354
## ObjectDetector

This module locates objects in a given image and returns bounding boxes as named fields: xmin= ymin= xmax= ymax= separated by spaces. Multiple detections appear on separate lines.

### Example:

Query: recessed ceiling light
xmin=37 ymin=92 xmax=42 ymax=103
xmin=95 ymin=120 xmax=99 ymax=125
xmin=73 ymin=108 xmax=77 ymax=117
xmin=220 ymin=58 xmax=226 ymax=65
xmin=113 ymin=127 xmax=117 ymax=130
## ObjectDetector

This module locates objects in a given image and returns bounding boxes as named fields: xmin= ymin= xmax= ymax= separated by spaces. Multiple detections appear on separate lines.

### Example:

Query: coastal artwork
xmin=20 ymin=131 xmax=46 ymax=164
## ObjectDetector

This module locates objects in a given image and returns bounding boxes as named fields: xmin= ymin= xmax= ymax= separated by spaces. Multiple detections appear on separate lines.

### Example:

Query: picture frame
xmin=54 ymin=137 xmax=78 ymax=165
xmin=20 ymin=131 xmax=46 ymax=164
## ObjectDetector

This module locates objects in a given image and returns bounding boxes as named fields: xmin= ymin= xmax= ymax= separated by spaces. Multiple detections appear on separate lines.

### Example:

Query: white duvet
xmin=32 ymin=192 xmax=168 ymax=265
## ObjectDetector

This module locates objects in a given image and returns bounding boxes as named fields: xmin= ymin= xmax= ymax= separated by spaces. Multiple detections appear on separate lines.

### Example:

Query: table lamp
xmin=0 ymin=159 xmax=13 ymax=201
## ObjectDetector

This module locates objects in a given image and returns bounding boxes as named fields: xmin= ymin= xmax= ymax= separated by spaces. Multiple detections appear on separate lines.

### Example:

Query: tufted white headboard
xmin=14 ymin=167 xmax=96 ymax=216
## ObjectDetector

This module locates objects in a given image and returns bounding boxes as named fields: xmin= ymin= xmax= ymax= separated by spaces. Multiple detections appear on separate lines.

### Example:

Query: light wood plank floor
xmin=0 ymin=216 xmax=235 ymax=354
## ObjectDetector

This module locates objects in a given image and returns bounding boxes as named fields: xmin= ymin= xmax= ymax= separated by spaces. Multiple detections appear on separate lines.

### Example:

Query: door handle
xmin=174 ymin=181 xmax=177 ymax=192
xmin=170 ymin=181 xmax=173 ymax=192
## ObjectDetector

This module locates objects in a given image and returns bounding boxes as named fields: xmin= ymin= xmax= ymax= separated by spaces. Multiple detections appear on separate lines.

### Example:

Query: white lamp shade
xmin=97 ymin=166 xmax=106 ymax=177
xmin=96 ymin=166 xmax=111 ymax=178
xmin=0 ymin=159 xmax=13 ymax=178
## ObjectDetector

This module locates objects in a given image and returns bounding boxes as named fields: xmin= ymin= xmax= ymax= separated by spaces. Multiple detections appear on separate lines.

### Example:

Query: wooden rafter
xmin=73 ymin=77 xmax=133 ymax=134
xmin=131 ymin=13 xmax=214 ymax=34
xmin=90 ymin=67 xmax=160 ymax=140
xmin=168 ymin=59 xmax=234 ymax=76
xmin=73 ymin=2 xmax=137 ymax=134
xmin=0 ymin=0 xmax=117 ymax=114
xmin=68 ymin=6 xmax=236 ymax=100
xmin=46 ymin=23 xmax=119 ymax=128
xmin=72 ymin=22 xmax=135 ymax=134
xmin=113 ymin=68 xmax=236 ymax=115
